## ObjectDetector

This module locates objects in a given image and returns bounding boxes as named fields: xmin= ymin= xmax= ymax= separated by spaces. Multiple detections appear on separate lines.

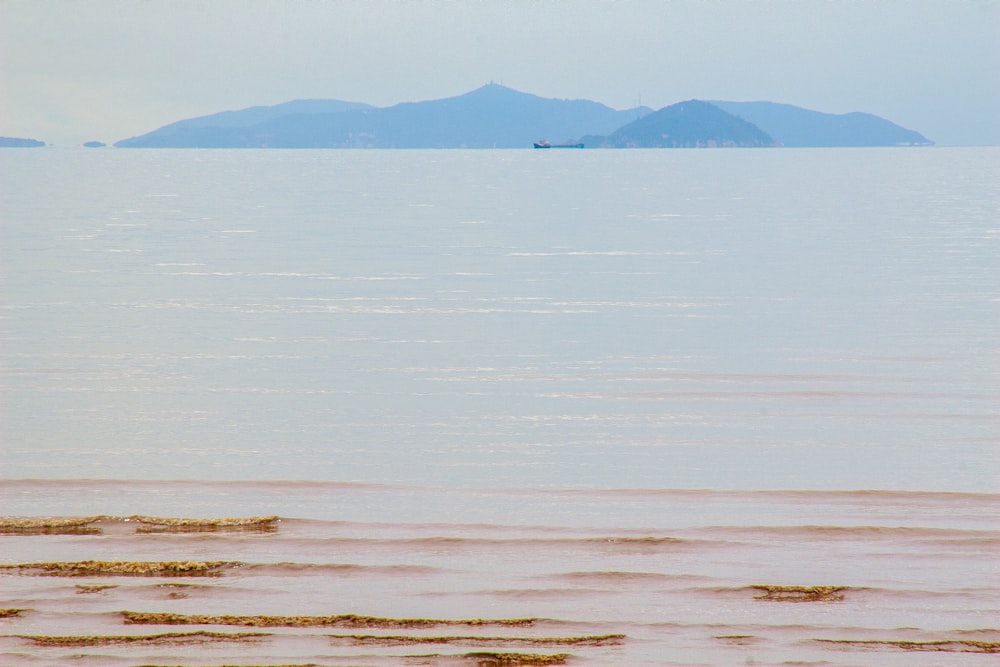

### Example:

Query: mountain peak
xmin=461 ymin=83 xmax=537 ymax=99
xmin=585 ymin=100 xmax=778 ymax=148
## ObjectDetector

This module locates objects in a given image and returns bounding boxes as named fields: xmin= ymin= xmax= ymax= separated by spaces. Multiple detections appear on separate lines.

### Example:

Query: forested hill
xmin=582 ymin=100 xmax=778 ymax=148
xmin=710 ymin=101 xmax=933 ymax=146
xmin=114 ymin=85 xmax=650 ymax=148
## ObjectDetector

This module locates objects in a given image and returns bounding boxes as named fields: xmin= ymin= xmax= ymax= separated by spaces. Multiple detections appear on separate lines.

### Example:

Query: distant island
xmin=112 ymin=84 xmax=933 ymax=149
xmin=115 ymin=85 xmax=649 ymax=149
xmin=581 ymin=100 xmax=778 ymax=148
xmin=0 ymin=136 xmax=45 ymax=148
xmin=83 ymin=141 xmax=107 ymax=148
xmin=709 ymin=101 xmax=932 ymax=147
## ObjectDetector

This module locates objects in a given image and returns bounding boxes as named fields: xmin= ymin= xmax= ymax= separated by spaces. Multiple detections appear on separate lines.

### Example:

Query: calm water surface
xmin=1 ymin=148 xmax=997 ymax=665
xmin=3 ymin=147 xmax=997 ymax=489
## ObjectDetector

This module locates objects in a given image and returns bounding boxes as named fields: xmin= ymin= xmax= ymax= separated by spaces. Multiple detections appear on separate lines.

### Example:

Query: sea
xmin=1 ymin=147 xmax=997 ymax=666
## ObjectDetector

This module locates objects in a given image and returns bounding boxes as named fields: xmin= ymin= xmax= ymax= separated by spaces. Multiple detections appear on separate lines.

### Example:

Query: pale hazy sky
xmin=1 ymin=0 xmax=997 ymax=146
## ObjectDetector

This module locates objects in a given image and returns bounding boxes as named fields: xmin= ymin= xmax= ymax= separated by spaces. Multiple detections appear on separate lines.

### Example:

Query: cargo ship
xmin=533 ymin=140 xmax=584 ymax=149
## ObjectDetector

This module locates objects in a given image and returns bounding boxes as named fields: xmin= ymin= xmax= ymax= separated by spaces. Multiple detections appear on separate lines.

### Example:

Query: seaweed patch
xmin=463 ymin=653 xmax=569 ymax=666
xmin=75 ymin=584 xmax=118 ymax=594
xmin=329 ymin=633 xmax=625 ymax=646
xmin=122 ymin=610 xmax=537 ymax=628
xmin=0 ymin=515 xmax=279 ymax=535
xmin=750 ymin=585 xmax=846 ymax=601
xmin=0 ymin=517 xmax=103 ymax=535
xmin=713 ymin=634 xmax=759 ymax=645
xmin=1 ymin=561 xmax=242 ymax=577
xmin=128 ymin=515 xmax=279 ymax=534
xmin=0 ymin=608 xmax=27 ymax=618
xmin=815 ymin=638 xmax=1000 ymax=653
xmin=18 ymin=631 xmax=269 ymax=647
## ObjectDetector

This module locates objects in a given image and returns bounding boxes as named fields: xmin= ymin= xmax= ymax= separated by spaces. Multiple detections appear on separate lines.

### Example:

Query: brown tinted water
xmin=2 ymin=482 xmax=998 ymax=665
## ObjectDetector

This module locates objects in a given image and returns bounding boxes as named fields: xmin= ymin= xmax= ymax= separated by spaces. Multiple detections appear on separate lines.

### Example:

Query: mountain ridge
xmin=115 ymin=84 xmax=651 ymax=149
xmin=111 ymin=85 xmax=933 ymax=149
xmin=710 ymin=101 xmax=932 ymax=147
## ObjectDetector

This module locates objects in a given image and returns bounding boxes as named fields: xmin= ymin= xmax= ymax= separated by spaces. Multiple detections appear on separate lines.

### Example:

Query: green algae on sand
xmin=75 ymin=584 xmax=118 ymax=594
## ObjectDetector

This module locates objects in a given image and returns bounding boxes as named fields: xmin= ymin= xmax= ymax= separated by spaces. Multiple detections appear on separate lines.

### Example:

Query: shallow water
xmin=1 ymin=147 xmax=998 ymax=664
xmin=2 ymin=482 xmax=998 ymax=665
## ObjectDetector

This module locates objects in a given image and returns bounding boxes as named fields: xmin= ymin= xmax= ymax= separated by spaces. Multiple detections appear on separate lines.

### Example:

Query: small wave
xmin=694 ymin=524 xmax=1000 ymax=541
xmin=544 ymin=487 xmax=1000 ymax=504
xmin=6 ymin=480 xmax=997 ymax=504
xmin=694 ymin=585 xmax=850 ymax=601
xmin=920 ymin=536 xmax=1000 ymax=547
xmin=244 ymin=562 xmax=442 ymax=576
xmin=583 ymin=536 xmax=683 ymax=545
xmin=814 ymin=638 xmax=999 ymax=653
xmin=266 ymin=535 xmax=691 ymax=552
xmin=713 ymin=634 xmax=761 ymax=646
xmin=476 ymin=588 xmax=610 ymax=600
xmin=954 ymin=628 xmax=1000 ymax=637
xmin=550 ymin=571 xmax=706 ymax=584
xmin=700 ymin=584 xmax=995 ymax=603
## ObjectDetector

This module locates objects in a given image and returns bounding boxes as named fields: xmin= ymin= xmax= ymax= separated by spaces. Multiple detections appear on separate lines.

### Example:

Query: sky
xmin=1 ymin=0 xmax=997 ymax=146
